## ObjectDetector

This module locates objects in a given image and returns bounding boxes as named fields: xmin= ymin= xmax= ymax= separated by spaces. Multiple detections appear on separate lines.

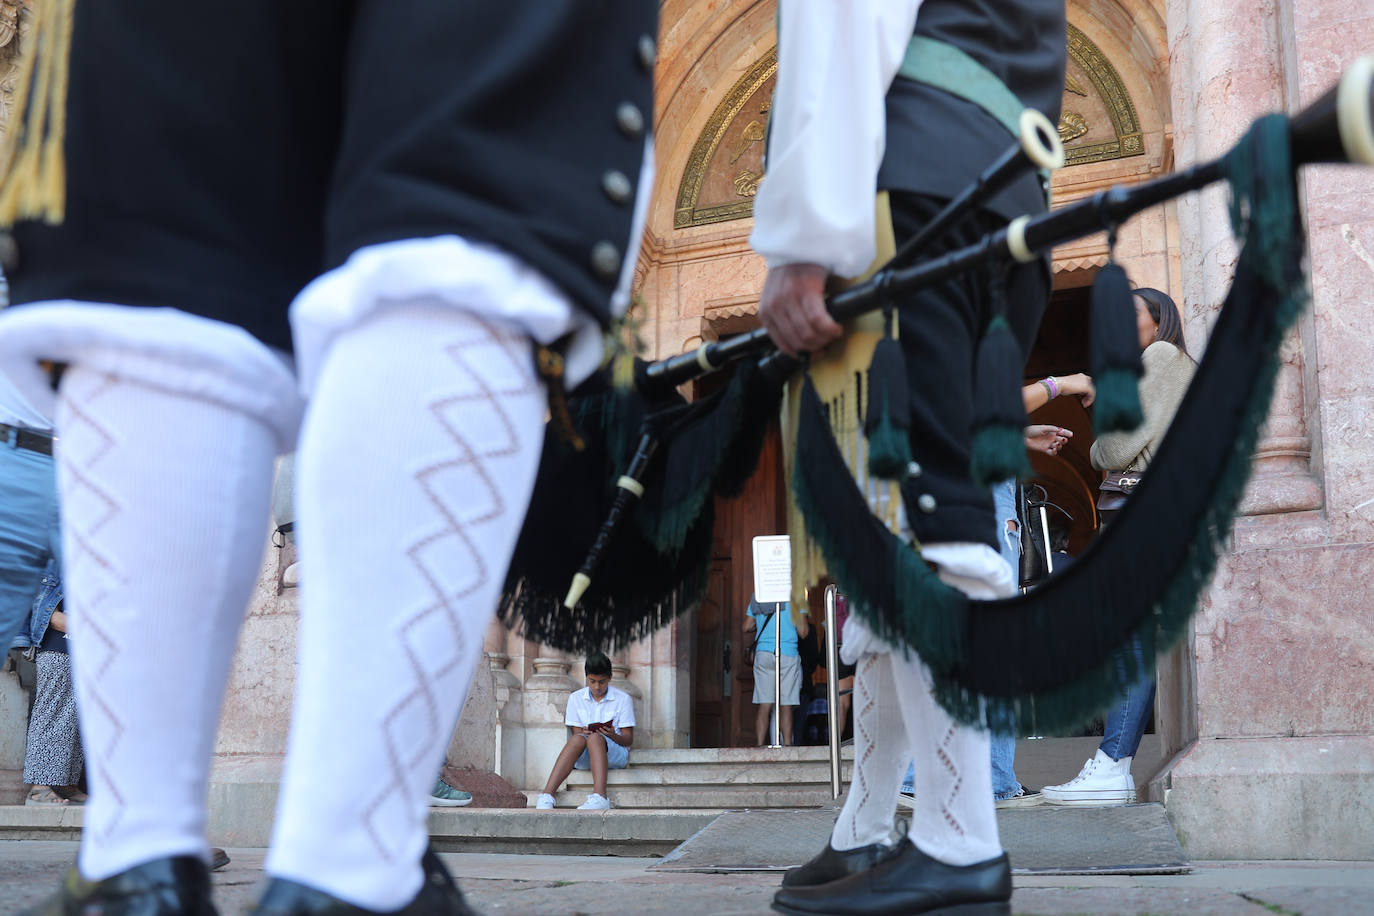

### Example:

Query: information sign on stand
xmin=751 ymin=535 xmax=791 ymax=603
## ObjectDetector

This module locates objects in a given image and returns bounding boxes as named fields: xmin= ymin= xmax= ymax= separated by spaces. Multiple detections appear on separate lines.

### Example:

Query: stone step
xmin=615 ymin=747 xmax=854 ymax=765
xmin=427 ymin=807 xmax=727 ymax=857
xmin=0 ymin=804 xmax=730 ymax=858
xmin=528 ymin=745 xmax=856 ymax=808
xmin=557 ymin=759 xmax=854 ymax=789
xmin=539 ymin=783 xmax=841 ymax=810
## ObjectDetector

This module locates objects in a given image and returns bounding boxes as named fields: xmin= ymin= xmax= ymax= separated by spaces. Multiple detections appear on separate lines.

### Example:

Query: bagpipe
xmin=500 ymin=56 xmax=1374 ymax=735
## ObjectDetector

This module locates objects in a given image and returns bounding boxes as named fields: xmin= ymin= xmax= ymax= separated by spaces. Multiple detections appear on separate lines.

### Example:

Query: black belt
xmin=0 ymin=423 xmax=54 ymax=457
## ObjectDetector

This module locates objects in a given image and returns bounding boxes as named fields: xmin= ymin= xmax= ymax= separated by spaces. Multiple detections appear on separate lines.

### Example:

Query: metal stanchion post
xmin=824 ymin=585 xmax=842 ymax=799
xmin=1038 ymin=503 xmax=1054 ymax=574
xmin=769 ymin=601 xmax=782 ymax=748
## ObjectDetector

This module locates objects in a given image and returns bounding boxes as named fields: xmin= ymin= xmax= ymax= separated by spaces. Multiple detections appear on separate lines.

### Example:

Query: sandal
xmin=53 ymin=785 xmax=88 ymax=804
xmin=26 ymin=786 xmax=71 ymax=806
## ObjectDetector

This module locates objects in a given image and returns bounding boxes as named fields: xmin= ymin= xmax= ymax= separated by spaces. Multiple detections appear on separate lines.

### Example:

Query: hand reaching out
xmin=1025 ymin=424 xmax=1072 ymax=456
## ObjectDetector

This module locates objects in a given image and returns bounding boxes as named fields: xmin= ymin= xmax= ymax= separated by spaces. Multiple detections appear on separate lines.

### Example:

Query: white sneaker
xmin=535 ymin=793 xmax=556 ymax=810
xmin=1041 ymin=749 xmax=1135 ymax=805
xmin=577 ymin=792 xmax=611 ymax=810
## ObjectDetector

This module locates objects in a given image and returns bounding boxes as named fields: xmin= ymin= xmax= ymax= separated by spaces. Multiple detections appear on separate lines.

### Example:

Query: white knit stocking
xmin=828 ymin=543 xmax=1010 ymax=867
xmin=266 ymin=302 xmax=546 ymax=909
xmin=829 ymin=653 xmax=906 ymax=850
xmin=890 ymin=650 xmax=1000 ymax=866
xmin=56 ymin=363 xmax=283 ymax=880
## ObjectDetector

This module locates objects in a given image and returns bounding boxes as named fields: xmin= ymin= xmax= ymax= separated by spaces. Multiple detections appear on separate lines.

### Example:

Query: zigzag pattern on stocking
xmin=57 ymin=374 xmax=127 ymax=839
xmin=935 ymin=724 xmax=966 ymax=837
xmin=361 ymin=316 xmax=538 ymax=861
xmin=844 ymin=655 xmax=881 ymax=847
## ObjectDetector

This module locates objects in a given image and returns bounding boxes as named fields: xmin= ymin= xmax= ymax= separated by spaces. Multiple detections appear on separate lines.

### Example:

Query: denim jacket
xmin=10 ymin=558 xmax=62 ymax=653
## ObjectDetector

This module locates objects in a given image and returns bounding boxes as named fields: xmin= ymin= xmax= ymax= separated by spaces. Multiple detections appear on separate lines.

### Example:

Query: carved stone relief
xmin=1060 ymin=23 xmax=1145 ymax=166
xmin=673 ymin=50 xmax=776 ymax=228
xmin=674 ymin=28 xmax=1147 ymax=229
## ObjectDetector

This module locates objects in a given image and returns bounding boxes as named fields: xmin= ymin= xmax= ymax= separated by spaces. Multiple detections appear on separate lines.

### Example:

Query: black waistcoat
xmin=878 ymin=0 xmax=1067 ymax=221
xmin=878 ymin=1 xmax=1066 ymax=549
xmin=8 ymin=1 xmax=656 ymax=352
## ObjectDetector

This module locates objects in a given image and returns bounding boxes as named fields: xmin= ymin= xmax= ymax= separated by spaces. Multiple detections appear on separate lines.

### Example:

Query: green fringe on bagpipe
xmin=792 ymin=114 xmax=1309 ymax=735
xmin=970 ymin=315 xmax=1032 ymax=487
xmin=635 ymin=360 xmax=783 ymax=557
xmin=496 ymin=358 xmax=782 ymax=653
xmin=969 ymin=424 xmax=1032 ymax=490
xmin=866 ymin=395 xmax=914 ymax=480
xmin=500 ymin=553 xmax=712 ymax=655
xmin=792 ymin=376 xmax=967 ymax=674
xmin=1091 ymin=366 xmax=1145 ymax=436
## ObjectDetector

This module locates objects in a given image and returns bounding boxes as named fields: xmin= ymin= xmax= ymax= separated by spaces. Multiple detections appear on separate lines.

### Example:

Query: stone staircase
xmin=0 ymin=739 xmax=1176 ymax=857
xmin=534 ymin=746 xmax=855 ymax=810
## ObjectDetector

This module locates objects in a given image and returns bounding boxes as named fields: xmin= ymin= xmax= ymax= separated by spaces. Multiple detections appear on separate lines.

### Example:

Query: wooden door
xmin=691 ymin=419 xmax=788 ymax=747
xmin=690 ymin=557 xmax=733 ymax=748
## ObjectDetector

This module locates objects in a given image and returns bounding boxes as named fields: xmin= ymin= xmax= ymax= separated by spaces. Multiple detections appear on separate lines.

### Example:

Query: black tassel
xmin=1091 ymin=262 xmax=1145 ymax=433
xmin=865 ymin=313 xmax=913 ymax=479
xmin=970 ymin=314 xmax=1030 ymax=487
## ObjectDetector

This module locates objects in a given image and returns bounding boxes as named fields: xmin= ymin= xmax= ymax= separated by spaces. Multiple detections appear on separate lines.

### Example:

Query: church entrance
xmin=689 ymin=418 xmax=787 ymax=748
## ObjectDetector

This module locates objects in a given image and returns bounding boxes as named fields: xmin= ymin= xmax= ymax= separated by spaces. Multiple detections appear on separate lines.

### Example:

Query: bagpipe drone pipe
xmin=500 ymin=56 xmax=1374 ymax=734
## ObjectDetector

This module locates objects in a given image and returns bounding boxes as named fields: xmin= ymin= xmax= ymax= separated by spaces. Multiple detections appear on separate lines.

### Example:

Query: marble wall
xmin=1155 ymin=0 xmax=1374 ymax=859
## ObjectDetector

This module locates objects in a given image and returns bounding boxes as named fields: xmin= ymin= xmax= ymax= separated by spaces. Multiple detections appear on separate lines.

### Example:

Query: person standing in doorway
xmin=744 ymin=597 xmax=808 ymax=746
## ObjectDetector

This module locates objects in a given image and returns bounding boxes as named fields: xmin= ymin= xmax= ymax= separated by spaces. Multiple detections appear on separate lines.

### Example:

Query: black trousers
xmin=887 ymin=191 xmax=1050 ymax=549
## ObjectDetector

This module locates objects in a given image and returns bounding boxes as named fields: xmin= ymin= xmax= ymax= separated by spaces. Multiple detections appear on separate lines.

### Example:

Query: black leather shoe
xmin=250 ymin=848 xmax=479 ymax=915
xmin=772 ymin=839 xmax=1011 ymax=916
xmin=781 ymin=841 xmax=896 ymax=887
xmin=22 ymin=856 xmax=217 ymax=916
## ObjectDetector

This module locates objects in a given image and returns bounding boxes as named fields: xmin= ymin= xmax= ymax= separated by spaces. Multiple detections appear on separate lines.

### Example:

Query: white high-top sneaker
xmin=1041 ymin=749 xmax=1135 ymax=805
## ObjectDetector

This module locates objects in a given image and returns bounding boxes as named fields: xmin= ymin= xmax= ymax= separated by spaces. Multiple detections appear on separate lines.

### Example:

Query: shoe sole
xmin=994 ymin=795 xmax=1045 ymax=809
xmin=1042 ymin=794 xmax=1136 ymax=805
xmin=772 ymin=899 xmax=1010 ymax=915
xmin=429 ymin=796 xmax=474 ymax=807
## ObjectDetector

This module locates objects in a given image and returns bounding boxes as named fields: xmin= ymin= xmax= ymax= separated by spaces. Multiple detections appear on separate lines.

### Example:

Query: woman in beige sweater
xmin=1090 ymin=288 xmax=1196 ymax=494
xmin=1042 ymin=286 xmax=1196 ymax=806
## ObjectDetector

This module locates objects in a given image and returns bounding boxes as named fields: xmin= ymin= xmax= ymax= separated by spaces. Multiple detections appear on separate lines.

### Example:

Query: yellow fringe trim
xmin=0 ymin=0 xmax=74 ymax=226
xmin=781 ymin=192 xmax=906 ymax=620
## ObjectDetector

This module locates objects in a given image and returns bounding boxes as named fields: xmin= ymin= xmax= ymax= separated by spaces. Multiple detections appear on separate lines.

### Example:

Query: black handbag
xmin=743 ymin=610 xmax=774 ymax=668
xmin=1017 ymin=484 xmax=1074 ymax=589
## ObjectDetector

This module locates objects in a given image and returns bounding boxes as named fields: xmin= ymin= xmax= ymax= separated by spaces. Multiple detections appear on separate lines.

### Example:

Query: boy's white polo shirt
xmin=565 ymin=684 xmax=636 ymax=736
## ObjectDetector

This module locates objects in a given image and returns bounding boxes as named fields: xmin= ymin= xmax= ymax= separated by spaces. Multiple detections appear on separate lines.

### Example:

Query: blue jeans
xmin=0 ymin=433 xmax=60 ymax=650
xmin=989 ymin=479 xmax=1021 ymax=799
xmin=1100 ymin=642 xmax=1156 ymax=760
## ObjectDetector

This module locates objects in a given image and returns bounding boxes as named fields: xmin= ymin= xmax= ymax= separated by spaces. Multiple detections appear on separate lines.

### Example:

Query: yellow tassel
xmin=781 ymin=193 xmax=902 ymax=609
xmin=0 ymin=0 xmax=74 ymax=226
xmin=610 ymin=348 xmax=636 ymax=392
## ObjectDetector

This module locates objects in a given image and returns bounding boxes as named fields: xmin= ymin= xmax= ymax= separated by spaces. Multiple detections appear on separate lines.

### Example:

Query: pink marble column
xmin=1156 ymin=0 xmax=1374 ymax=859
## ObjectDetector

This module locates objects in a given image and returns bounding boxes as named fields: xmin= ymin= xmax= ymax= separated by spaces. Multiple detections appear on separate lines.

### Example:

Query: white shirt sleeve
xmin=749 ymin=0 xmax=924 ymax=277
xmin=564 ymin=690 xmax=586 ymax=728
xmin=615 ymin=690 xmax=637 ymax=730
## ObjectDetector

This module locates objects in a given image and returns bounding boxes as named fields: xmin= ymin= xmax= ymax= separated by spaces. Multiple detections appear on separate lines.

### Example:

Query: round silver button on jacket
xmin=590 ymin=241 xmax=622 ymax=280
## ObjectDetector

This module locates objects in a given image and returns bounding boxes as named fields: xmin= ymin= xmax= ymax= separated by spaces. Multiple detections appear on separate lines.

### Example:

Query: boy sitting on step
xmin=535 ymin=651 xmax=636 ymax=811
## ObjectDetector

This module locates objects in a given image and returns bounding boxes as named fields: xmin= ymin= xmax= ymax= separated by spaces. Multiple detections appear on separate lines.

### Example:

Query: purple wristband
xmin=1042 ymin=376 xmax=1059 ymax=399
